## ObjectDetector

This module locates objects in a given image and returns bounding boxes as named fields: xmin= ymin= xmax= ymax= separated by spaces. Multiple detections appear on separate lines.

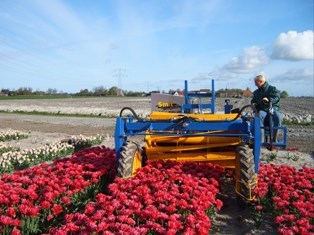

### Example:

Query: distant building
xmin=199 ymin=89 xmax=211 ymax=93
xmin=242 ymin=88 xmax=253 ymax=97
xmin=172 ymin=91 xmax=184 ymax=96
xmin=218 ymin=91 xmax=238 ymax=98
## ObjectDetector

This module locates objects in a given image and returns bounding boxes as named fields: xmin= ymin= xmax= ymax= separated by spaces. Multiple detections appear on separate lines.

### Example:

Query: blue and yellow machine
xmin=114 ymin=80 xmax=287 ymax=200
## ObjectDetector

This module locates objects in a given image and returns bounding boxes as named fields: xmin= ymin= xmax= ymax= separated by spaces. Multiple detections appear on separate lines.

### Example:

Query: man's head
xmin=254 ymin=75 xmax=266 ymax=88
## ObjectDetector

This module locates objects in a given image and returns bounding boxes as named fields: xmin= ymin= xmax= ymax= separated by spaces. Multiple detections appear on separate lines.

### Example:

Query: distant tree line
xmin=0 ymin=87 xmax=64 ymax=96
xmin=0 ymin=86 xmax=290 ymax=98
xmin=77 ymin=86 xmax=148 ymax=97
xmin=0 ymin=86 xmax=147 ymax=97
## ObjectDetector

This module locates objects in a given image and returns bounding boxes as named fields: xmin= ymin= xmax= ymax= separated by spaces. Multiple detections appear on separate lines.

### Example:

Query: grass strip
xmin=0 ymin=110 xmax=117 ymax=118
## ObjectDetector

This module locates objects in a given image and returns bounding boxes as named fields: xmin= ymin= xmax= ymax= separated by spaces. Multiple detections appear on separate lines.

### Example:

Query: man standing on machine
xmin=251 ymin=74 xmax=282 ymax=142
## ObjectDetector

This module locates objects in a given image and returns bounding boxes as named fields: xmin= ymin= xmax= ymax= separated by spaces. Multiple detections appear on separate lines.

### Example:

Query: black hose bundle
xmin=119 ymin=107 xmax=144 ymax=121
xmin=230 ymin=104 xmax=257 ymax=122
xmin=119 ymin=104 xmax=257 ymax=124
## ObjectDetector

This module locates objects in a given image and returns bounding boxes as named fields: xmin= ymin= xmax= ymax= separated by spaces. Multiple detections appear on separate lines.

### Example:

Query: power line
xmin=113 ymin=68 xmax=127 ymax=96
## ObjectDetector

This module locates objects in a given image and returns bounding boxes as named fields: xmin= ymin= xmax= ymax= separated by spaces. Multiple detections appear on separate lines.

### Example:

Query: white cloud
xmin=223 ymin=46 xmax=269 ymax=73
xmin=271 ymin=30 xmax=314 ymax=61
xmin=271 ymin=68 xmax=314 ymax=83
xmin=270 ymin=68 xmax=314 ymax=97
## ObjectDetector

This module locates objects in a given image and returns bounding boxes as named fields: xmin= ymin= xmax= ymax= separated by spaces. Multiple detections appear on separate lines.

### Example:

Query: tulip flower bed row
xmin=66 ymin=134 xmax=105 ymax=152
xmin=0 ymin=143 xmax=19 ymax=155
xmin=48 ymin=160 xmax=227 ymax=235
xmin=0 ymin=146 xmax=116 ymax=235
xmin=0 ymin=130 xmax=28 ymax=142
xmin=253 ymin=164 xmax=314 ymax=234
xmin=0 ymin=142 xmax=74 ymax=175
xmin=0 ymin=134 xmax=104 ymax=175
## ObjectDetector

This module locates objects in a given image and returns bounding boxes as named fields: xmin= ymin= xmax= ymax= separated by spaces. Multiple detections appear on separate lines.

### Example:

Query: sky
xmin=0 ymin=0 xmax=313 ymax=96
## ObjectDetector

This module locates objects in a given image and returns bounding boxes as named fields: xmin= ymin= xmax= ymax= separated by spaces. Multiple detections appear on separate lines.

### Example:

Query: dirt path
xmin=0 ymin=113 xmax=116 ymax=149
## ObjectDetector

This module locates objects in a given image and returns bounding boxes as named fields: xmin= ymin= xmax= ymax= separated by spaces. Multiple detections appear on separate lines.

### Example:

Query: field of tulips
xmin=253 ymin=164 xmax=314 ymax=234
xmin=0 ymin=130 xmax=104 ymax=174
xmin=49 ymin=160 xmax=227 ymax=235
xmin=0 ymin=139 xmax=228 ymax=235
xmin=0 ymin=146 xmax=116 ymax=234
xmin=0 ymin=129 xmax=313 ymax=234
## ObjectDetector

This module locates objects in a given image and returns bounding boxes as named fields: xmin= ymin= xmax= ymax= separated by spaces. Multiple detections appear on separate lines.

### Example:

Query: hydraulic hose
xmin=119 ymin=104 xmax=257 ymax=124
xmin=229 ymin=104 xmax=257 ymax=122
xmin=119 ymin=107 xmax=144 ymax=121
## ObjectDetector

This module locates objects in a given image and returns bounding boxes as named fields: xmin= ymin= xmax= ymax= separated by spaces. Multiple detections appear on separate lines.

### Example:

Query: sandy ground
xmin=0 ymin=97 xmax=313 ymax=234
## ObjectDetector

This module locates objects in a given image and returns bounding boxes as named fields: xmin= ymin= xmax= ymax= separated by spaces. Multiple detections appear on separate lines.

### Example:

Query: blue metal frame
xmin=114 ymin=115 xmax=262 ymax=173
xmin=261 ymin=106 xmax=288 ymax=148
xmin=114 ymin=79 xmax=288 ymax=174
xmin=181 ymin=80 xmax=215 ymax=114
xmin=261 ymin=126 xmax=288 ymax=147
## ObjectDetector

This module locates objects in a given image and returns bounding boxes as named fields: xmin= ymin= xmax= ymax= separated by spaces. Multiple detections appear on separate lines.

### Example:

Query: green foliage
xmin=280 ymin=90 xmax=289 ymax=98
xmin=1 ymin=84 xmax=147 ymax=97
xmin=287 ymin=153 xmax=300 ymax=161
xmin=0 ymin=94 xmax=71 ymax=100
xmin=0 ymin=145 xmax=19 ymax=155
xmin=0 ymin=109 xmax=116 ymax=118
xmin=283 ymin=120 xmax=313 ymax=126
xmin=205 ymin=206 xmax=217 ymax=220
xmin=266 ymin=152 xmax=277 ymax=163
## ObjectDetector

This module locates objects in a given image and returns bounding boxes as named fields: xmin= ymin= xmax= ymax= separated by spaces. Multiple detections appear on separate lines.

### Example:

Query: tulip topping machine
xmin=114 ymin=80 xmax=287 ymax=200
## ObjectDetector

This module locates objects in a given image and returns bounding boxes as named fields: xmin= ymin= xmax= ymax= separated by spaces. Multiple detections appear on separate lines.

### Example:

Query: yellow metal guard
xmin=144 ymin=112 xmax=242 ymax=169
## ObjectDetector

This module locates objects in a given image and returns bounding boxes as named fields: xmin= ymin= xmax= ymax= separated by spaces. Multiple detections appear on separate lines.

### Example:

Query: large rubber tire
xmin=117 ymin=141 xmax=143 ymax=178
xmin=236 ymin=144 xmax=256 ymax=200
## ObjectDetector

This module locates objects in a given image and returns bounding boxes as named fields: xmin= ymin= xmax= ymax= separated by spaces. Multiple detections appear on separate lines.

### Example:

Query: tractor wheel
xmin=117 ymin=141 xmax=143 ymax=178
xmin=236 ymin=144 xmax=256 ymax=200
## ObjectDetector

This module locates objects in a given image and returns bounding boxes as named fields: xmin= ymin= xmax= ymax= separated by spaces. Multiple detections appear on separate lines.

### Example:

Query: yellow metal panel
xmin=146 ymin=135 xmax=240 ymax=145
xmin=148 ymin=111 xmax=238 ymax=121
xmin=146 ymin=150 xmax=235 ymax=159
xmin=146 ymin=151 xmax=236 ymax=168
xmin=143 ymin=111 xmax=240 ymax=170
xmin=146 ymin=142 xmax=240 ymax=153
xmin=132 ymin=150 xmax=143 ymax=176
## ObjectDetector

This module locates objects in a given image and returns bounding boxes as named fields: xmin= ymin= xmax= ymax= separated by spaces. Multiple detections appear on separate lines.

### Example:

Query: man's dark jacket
xmin=251 ymin=82 xmax=281 ymax=112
